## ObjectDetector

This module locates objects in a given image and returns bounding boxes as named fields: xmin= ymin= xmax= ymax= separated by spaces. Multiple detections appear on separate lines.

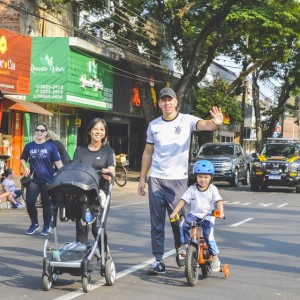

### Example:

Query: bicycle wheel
xmin=115 ymin=166 xmax=127 ymax=187
xmin=185 ymin=245 xmax=199 ymax=286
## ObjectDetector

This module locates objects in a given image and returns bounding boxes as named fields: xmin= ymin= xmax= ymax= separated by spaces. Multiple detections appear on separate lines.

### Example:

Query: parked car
xmin=188 ymin=131 xmax=250 ymax=187
xmin=250 ymin=138 xmax=300 ymax=192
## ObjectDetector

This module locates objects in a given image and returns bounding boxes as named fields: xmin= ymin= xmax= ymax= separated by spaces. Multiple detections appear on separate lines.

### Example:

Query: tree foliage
xmin=192 ymin=79 xmax=243 ymax=124
xmin=48 ymin=0 xmax=300 ymax=143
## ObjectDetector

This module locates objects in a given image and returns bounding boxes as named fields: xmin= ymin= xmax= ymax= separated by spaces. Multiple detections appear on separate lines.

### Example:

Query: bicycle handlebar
xmin=170 ymin=210 xmax=225 ymax=224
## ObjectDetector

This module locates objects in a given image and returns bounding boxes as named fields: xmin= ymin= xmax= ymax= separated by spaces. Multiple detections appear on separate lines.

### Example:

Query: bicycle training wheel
xmin=185 ymin=245 xmax=199 ymax=286
xmin=115 ymin=166 xmax=127 ymax=187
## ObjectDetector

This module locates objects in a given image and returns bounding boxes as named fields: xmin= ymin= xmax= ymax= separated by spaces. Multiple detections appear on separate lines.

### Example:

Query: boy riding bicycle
xmin=170 ymin=159 xmax=224 ymax=272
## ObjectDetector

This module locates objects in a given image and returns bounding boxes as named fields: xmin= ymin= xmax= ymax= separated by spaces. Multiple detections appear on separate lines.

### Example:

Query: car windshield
xmin=198 ymin=144 xmax=234 ymax=156
xmin=262 ymin=144 xmax=299 ymax=157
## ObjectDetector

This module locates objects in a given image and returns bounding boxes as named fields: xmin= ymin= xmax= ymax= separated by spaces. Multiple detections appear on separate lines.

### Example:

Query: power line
xmin=0 ymin=0 xmax=168 ymax=77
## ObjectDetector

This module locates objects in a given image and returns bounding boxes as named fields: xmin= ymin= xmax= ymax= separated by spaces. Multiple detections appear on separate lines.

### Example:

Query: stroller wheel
xmin=52 ymin=273 xmax=59 ymax=282
xmin=42 ymin=275 xmax=52 ymax=291
xmin=105 ymin=258 xmax=116 ymax=286
xmin=82 ymin=275 xmax=91 ymax=293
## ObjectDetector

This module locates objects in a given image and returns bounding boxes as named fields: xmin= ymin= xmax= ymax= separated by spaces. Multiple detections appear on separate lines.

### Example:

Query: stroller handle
xmin=98 ymin=170 xmax=115 ymax=186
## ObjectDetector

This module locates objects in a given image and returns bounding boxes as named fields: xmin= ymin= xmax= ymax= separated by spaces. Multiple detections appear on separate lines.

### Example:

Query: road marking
xmin=53 ymin=249 xmax=175 ymax=300
xmin=111 ymin=202 xmax=145 ymax=208
xmin=277 ymin=203 xmax=288 ymax=208
xmin=230 ymin=218 xmax=254 ymax=227
xmin=258 ymin=203 xmax=273 ymax=207
xmin=241 ymin=202 xmax=251 ymax=205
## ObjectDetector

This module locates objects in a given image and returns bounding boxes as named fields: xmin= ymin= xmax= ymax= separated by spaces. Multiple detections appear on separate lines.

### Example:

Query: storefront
xmin=26 ymin=37 xmax=115 ymax=160
xmin=0 ymin=28 xmax=53 ymax=175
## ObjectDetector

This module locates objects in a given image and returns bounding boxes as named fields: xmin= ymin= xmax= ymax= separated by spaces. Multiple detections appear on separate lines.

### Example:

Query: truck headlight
xmin=252 ymin=161 xmax=262 ymax=169
xmin=290 ymin=162 xmax=300 ymax=172
xmin=222 ymin=161 xmax=232 ymax=168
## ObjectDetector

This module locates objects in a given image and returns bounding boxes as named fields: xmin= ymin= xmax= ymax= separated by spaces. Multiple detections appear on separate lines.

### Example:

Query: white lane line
xmin=53 ymin=249 xmax=175 ymax=300
xmin=230 ymin=218 xmax=254 ymax=227
xmin=277 ymin=203 xmax=288 ymax=208
xmin=258 ymin=203 xmax=273 ymax=207
xmin=111 ymin=202 xmax=145 ymax=208
xmin=241 ymin=202 xmax=251 ymax=205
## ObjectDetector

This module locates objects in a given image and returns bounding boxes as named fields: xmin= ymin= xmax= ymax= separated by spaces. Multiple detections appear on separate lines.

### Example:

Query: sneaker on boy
xmin=40 ymin=226 xmax=49 ymax=236
xmin=26 ymin=224 xmax=40 ymax=235
xmin=177 ymin=244 xmax=188 ymax=256
xmin=148 ymin=260 xmax=166 ymax=275
xmin=211 ymin=256 xmax=221 ymax=272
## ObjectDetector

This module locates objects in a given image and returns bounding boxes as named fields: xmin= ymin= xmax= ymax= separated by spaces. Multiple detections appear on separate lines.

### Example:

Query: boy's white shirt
xmin=181 ymin=183 xmax=222 ymax=223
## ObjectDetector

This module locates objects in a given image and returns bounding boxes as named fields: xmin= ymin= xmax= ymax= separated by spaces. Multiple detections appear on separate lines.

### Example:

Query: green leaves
xmin=192 ymin=79 xmax=243 ymax=125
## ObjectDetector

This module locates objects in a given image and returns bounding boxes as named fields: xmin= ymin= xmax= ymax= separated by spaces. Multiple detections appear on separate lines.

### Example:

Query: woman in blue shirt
xmin=20 ymin=123 xmax=63 ymax=236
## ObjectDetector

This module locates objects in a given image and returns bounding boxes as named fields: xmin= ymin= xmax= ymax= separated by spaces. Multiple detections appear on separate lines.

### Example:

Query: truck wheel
xmin=242 ymin=168 xmax=250 ymax=185
xmin=296 ymin=185 xmax=300 ymax=193
xmin=250 ymin=181 xmax=259 ymax=191
xmin=261 ymin=184 xmax=268 ymax=191
xmin=230 ymin=169 xmax=239 ymax=187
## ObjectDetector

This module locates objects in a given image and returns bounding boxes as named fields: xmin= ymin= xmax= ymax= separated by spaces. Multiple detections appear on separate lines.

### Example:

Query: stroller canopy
xmin=48 ymin=163 xmax=101 ymax=192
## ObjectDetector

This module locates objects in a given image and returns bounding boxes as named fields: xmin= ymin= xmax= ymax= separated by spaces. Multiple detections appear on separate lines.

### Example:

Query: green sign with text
xmin=28 ymin=37 xmax=113 ymax=110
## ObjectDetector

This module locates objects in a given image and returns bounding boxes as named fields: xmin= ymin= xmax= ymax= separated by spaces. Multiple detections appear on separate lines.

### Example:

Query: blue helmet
xmin=193 ymin=160 xmax=215 ymax=175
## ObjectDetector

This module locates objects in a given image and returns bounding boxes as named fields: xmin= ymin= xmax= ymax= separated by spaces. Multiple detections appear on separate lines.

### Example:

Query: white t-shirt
xmin=181 ymin=183 xmax=222 ymax=222
xmin=1 ymin=178 xmax=16 ymax=193
xmin=146 ymin=113 xmax=200 ymax=179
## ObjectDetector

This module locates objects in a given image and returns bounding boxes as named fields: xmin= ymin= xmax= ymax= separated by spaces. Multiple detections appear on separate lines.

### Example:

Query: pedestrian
xmin=1 ymin=168 xmax=24 ymax=209
xmin=170 ymin=160 xmax=224 ymax=272
xmin=72 ymin=117 xmax=115 ymax=247
xmin=46 ymin=130 xmax=71 ymax=166
xmin=138 ymin=87 xmax=223 ymax=275
xmin=20 ymin=123 xmax=63 ymax=236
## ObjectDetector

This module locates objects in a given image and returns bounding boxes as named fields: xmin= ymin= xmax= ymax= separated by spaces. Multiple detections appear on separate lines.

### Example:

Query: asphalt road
xmin=0 ymin=178 xmax=300 ymax=300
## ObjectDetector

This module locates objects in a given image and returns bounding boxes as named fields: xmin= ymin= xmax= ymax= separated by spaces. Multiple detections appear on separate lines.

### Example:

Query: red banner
xmin=0 ymin=28 xmax=32 ymax=95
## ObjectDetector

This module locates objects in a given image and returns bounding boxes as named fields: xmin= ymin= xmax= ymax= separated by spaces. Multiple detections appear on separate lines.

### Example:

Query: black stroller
xmin=42 ymin=163 xmax=116 ymax=293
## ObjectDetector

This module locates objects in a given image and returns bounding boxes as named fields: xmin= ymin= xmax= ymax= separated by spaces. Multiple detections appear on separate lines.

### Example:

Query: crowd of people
xmin=1 ymin=86 xmax=224 ymax=277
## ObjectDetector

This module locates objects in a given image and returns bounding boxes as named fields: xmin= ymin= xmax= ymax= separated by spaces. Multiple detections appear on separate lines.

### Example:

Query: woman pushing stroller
xmin=72 ymin=117 xmax=116 ymax=247
xmin=42 ymin=118 xmax=116 ymax=292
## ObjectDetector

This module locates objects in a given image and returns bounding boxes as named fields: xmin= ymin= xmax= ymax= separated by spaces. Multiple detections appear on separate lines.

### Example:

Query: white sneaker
xmin=177 ymin=244 xmax=188 ymax=256
xmin=211 ymin=256 xmax=221 ymax=272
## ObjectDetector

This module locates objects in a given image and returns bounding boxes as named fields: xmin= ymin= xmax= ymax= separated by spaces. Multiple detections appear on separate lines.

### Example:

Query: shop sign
xmin=27 ymin=37 xmax=113 ymax=111
xmin=67 ymin=50 xmax=113 ymax=110
xmin=28 ymin=37 xmax=68 ymax=102
xmin=0 ymin=28 xmax=31 ymax=95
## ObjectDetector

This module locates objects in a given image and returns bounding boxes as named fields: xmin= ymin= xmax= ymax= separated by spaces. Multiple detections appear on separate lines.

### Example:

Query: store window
xmin=220 ymin=136 xmax=233 ymax=143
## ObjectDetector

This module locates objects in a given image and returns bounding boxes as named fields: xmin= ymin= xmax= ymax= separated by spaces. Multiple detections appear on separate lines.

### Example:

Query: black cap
xmin=158 ymin=87 xmax=176 ymax=100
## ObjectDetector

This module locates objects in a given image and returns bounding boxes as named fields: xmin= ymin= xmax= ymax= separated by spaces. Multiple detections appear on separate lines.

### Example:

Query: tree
xmin=192 ymin=79 xmax=243 ymax=125
xmin=49 ymin=0 xmax=300 ymax=141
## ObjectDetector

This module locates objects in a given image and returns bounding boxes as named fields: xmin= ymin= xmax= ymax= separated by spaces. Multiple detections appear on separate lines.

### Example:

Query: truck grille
xmin=212 ymin=161 xmax=222 ymax=168
xmin=262 ymin=162 xmax=288 ymax=173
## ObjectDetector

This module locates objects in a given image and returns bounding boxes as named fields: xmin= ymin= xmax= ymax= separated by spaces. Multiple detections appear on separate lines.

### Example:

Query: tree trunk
xmin=175 ymin=0 xmax=239 ymax=104
xmin=252 ymin=72 xmax=262 ymax=151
